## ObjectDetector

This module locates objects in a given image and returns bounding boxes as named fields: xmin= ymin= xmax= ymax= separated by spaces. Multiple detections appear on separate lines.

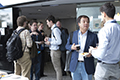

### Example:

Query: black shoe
xmin=68 ymin=71 xmax=72 ymax=78
xmin=62 ymin=72 xmax=67 ymax=76
xmin=41 ymin=74 xmax=47 ymax=77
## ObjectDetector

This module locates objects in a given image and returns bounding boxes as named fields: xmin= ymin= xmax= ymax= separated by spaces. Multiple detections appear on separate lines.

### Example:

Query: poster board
xmin=0 ymin=28 xmax=5 ymax=35
xmin=92 ymin=19 xmax=102 ymax=32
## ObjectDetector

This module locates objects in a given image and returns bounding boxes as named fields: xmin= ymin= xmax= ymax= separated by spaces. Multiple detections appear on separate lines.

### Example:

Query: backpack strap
xmin=52 ymin=26 xmax=61 ymax=40
xmin=17 ymin=28 xmax=25 ymax=35
xmin=17 ymin=28 xmax=26 ymax=52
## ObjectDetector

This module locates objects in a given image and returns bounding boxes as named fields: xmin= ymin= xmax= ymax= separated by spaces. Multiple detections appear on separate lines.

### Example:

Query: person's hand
xmin=71 ymin=43 xmax=77 ymax=50
xmin=85 ymin=46 xmax=95 ymax=57
xmin=38 ymin=41 xmax=44 ymax=45
xmin=45 ymin=41 xmax=50 ymax=45
xmin=44 ymin=37 xmax=49 ymax=42
xmin=89 ymin=46 xmax=97 ymax=54
xmin=41 ymin=41 xmax=44 ymax=44
xmin=86 ymin=53 xmax=92 ymax=57
xmin=30 ymin=32 xmax=39 ymax=36
xmin=34 ymin=32 xmax=39 ymax=35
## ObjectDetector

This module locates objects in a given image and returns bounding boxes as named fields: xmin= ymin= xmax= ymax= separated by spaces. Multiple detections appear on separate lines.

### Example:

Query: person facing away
xmin=89 ymin=2 xmax=120 ymax=80
xmin=14 ymin=15 xmax=33 ymax=80
xmin=37 ymin=21 xmax=47 ymax=77
xmin=44 ymin=15 xmax=62 ymax=80
xmin=56 ymin=20 xmax=69 ymax=35
xmin=56 ymin=20 xmax=69 ymax=76
xmin=29 ymin=20 xmax=43 ymax=80
xmin=65 ymin=15 xmax=98 ymax=80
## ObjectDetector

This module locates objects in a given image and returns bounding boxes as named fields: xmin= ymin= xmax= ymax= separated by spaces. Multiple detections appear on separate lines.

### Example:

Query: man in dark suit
xmin=65 ymin=15 xmax=98 ymax=80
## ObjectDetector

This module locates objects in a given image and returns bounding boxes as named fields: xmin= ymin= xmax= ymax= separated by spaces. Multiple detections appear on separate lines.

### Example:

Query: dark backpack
xmin=6 ymin=28 xmax=25 ymax=62
xmin=53 ymin=26 xmax=69 ymax=51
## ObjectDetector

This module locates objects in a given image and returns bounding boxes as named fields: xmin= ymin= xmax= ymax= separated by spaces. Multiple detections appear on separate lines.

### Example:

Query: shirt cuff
xmin=91 ymin=49 xmax=98 ymax=59
xmin=48 ymin=38 xmax=51 ymax=41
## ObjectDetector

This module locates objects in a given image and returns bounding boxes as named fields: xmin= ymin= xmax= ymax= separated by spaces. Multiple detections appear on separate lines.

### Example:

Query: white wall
xmin=60 ymin=18 xmax=77 ymax=33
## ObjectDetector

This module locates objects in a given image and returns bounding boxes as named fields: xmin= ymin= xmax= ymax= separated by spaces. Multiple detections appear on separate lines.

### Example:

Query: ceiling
xmin=19 ymin=3 xmax=76 ymax=20
xmin=14 ymin=0 xmax=115 ymax=20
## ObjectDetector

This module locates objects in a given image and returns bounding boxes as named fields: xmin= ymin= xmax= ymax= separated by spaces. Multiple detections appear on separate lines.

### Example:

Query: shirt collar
xmin=79 ymin=30 xmax=88 ymax=36
xmin=16 ymin=26 xmax=24 ymax=30
xmin=104 ymin=19 xmax=116 ymax=26
xmin=51 ymin=24 xmax=56 ymax=30
xmin=18 ymin=26 xmax=23 ymax=28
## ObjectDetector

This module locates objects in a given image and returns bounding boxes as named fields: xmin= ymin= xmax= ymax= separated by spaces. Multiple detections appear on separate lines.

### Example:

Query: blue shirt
xmin=49 ymin=24 xmax=62 ymax=50
xmin=92 ymin=20 xmax=120 ymax=64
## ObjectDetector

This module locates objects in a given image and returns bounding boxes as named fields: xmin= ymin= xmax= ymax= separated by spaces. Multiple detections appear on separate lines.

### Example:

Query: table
xmin=0 ymin=73 xmax=28 ymax=80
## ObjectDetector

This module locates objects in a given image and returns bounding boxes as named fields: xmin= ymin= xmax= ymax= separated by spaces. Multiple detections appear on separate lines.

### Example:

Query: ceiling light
xmin=50 ymin=4 xmax=59 ymax=7
xmin=114 ymin=0 xmax=119 ymax=2
xmin=38 ymin=9 xmax=41 ymax=11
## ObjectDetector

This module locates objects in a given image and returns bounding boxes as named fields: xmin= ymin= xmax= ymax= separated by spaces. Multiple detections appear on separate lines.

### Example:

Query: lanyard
xmin=110 ymin=21 xmax=117 ymax=23
xmin=78 ymin=32 xmax=81 ymax=46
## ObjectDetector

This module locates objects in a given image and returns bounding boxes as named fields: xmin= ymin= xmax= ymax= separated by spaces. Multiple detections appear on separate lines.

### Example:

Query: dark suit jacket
xmin=65 ymin=30 xmax=98 ymax=74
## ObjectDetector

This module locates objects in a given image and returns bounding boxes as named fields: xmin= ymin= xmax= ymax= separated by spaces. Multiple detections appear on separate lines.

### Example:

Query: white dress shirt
xmin=78 ymin=30 xmax=87 ymax=61
xmin=49 ymin=24 xmax=62 ymax=50
xmin=91 ymin=20 xmax=120 ymax=64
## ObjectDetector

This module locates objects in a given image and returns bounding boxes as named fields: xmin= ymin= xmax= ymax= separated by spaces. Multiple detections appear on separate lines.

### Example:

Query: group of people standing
xmin=14 ymin=17 xmax=46 ymax=80
xmin=13 ymin=15 xmax=68 ymax=80
xmin=11 ymin=2 xmax=120 ymax=80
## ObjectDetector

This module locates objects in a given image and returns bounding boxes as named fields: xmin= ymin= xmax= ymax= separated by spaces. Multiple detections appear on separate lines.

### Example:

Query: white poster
xmin=2 ymin=22 xmax=7 ymax=28
xmin=92 ymin=19 xmax=101 ymax=32
xmin=0 ymin=28 xmax=5 ymax=35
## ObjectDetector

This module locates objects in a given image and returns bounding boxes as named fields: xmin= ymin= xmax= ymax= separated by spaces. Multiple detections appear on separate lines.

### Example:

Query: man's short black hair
xmin=77 ymin=15 xmax=90 ymax=23
xmin=46 ymin=15 xmax=56 ymax=23
xmin=29 ymin=20 xmax=38 ymax=26
xmin=100 ymin=2 xmax=115 ymax=18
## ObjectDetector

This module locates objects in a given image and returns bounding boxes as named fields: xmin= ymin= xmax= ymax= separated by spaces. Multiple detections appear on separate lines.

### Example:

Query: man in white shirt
xmin=89 ymin=2 xmax=120 ymax=80
xmin=45 ymin=15 xmax=62 ymax=80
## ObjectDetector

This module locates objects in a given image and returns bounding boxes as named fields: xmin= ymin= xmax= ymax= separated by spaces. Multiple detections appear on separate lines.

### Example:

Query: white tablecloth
xmin=1 ymin=74 xmax=29 ymax=80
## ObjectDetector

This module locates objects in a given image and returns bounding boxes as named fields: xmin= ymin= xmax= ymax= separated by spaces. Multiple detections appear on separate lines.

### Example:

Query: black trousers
xmin=61 ymin=51 xmax=66 ymax=75
xmin=40 ymin=50 xmax=45 ymax=76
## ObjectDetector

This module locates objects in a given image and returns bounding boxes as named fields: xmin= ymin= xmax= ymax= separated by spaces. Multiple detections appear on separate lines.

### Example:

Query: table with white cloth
xmin=0 ymin=71 xmax=28 ymax=80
